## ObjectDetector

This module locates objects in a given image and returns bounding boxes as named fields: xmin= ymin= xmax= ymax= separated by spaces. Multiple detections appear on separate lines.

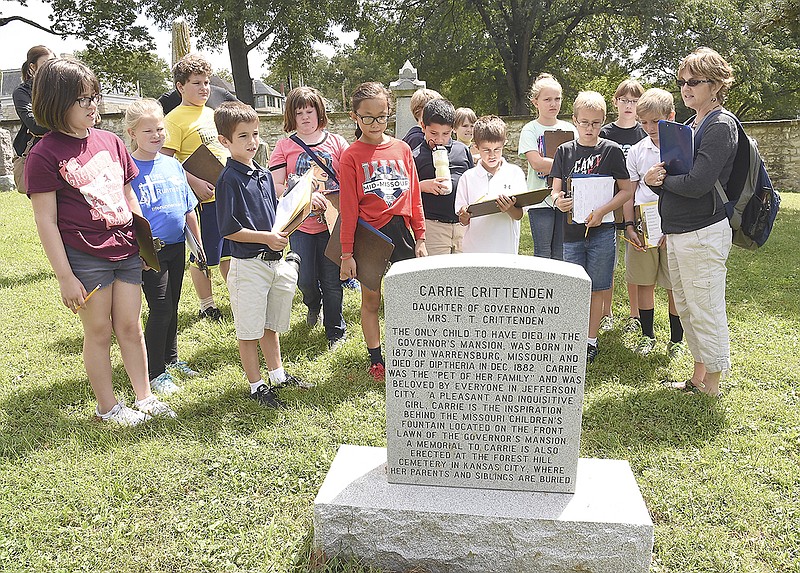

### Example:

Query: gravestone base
xmin=314 ymin=445 xmax=653 ymax=573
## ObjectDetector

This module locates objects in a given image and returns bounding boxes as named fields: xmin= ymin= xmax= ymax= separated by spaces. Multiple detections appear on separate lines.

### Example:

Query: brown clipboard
xmin=542 ymin=130 xmax=575 ymax=158
xmin=132 ymin=213 xmax=161 ymax=272
xmin=467 ymin=188 xmax=551 ymax=217
xmin=325 ymin=217 xmax=394 ymax=292
xmin=182 ymin=144 xmax=225 ymax=184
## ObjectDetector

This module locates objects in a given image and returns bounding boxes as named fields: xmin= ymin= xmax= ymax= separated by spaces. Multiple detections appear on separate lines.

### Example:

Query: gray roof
xmin=252 ymin=79 xmax=284 ymax=99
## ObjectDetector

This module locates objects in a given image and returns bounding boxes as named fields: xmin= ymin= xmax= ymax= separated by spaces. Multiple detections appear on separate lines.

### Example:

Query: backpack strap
xmin=289 ymin=134 xmax=339 ymax=186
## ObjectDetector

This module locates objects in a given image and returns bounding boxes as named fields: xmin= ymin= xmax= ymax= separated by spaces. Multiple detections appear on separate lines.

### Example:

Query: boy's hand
xmin=420 ymin=177 xmax=450 ymax=195
xmin=340 ymin=257 xmax=357 ymax=280
xmin=554 ymin=191 xmax=572 ymax=213
xmin=496 ymin=194 xmax=515 ymax=213
xmin=625 ymin=226 xmax=645 ymax=250
xmin=585 ymin=210 xmax=604 ymax=228
xmin=458 ymin=206 xmax=471 ymax=226
xmin=415 ymin=239 xmax=427 ymax=258
xmin=190 ymin=179 xmax=215 ymax=202
xmin=264 ymin=231 xmax=289 ymax=251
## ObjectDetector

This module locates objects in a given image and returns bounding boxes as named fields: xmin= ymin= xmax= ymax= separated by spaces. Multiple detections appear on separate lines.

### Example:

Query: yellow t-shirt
xmin=163 ymin=104 xmax=229 ymax=165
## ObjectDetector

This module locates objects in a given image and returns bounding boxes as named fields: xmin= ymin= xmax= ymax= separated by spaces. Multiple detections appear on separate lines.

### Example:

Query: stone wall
xmin=2 ymin=114 xmax=798 ymax=191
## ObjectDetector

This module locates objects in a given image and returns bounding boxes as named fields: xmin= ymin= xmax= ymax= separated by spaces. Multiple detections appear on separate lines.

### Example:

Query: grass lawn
xmin=1 ymin=190 xmax=798 ymax=573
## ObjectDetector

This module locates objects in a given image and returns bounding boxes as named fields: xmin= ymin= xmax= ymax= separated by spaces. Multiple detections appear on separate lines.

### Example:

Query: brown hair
xmin=613 ymin=79 xmax=645 ymax=99
xmin=172 ymin=54 xmax=212 ymax=86
xmin=21 ymin=45 xmax=55 ymax=82
xmin=214 ymin=101 xmax=259 ymax=140
xmin=677 ymin=47 xmax=735 ymax=103
xmin=32 ymin=57 xmax=101 ymax=134
xmin=472 ymin=115 xmax=507 ymax=145
xmin=350 ymin=82 xmax=391 ymax=114
xmin=636 ymin=88 xmax=674 ymax=119
xmin=409 ymin=88 xmax=441 ymax=121
xmin=283 ymin=86 xmax=328 ymax=132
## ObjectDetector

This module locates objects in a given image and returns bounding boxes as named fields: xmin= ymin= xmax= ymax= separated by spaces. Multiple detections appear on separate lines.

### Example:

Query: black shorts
xmin=379 ymin=215 xmax=416 ymax=263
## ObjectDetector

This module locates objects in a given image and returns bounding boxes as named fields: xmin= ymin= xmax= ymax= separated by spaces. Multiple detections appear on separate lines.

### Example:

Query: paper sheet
xmin=640 ymin=201 xmax=663 ymax=247
xmin=570 ymin=175 xmax=615 ymax=224
xmin=274 ymin=169 xmax=314 ymax=232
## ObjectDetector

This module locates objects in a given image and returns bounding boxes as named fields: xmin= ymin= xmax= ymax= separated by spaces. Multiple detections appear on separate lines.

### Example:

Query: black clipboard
xmin=132 ymin=213 xmax=162 ymax=272
xmin=658 ymin=120 xmax=694 ymax=175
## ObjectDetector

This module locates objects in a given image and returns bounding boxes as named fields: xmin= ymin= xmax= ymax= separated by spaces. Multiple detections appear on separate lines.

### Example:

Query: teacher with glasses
xmin=644 ymin=47 xmax=737 ymax=397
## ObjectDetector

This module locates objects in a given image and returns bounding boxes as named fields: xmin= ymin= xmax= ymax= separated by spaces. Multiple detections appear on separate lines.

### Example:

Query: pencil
xmin=622 ymin=236 xmax=646 ymax=252
xmin=76 ymin=283 xmax=102 ymax=311
xmin=585 ymin=211 xmax=592 ymax=238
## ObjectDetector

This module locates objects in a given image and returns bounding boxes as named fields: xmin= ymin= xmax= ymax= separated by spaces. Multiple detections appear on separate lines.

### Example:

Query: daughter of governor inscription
xmin=384 ymin=255 xmax=591 ymax=493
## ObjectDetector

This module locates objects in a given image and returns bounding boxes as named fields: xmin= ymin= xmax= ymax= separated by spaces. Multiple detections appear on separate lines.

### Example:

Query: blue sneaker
xmin=167 ymin=361 xmax=199 ymax=377
xmin=343 ymin=278 xmax=361 ymax=291
xmin=150 ymin=372 xmax=182 ymax=396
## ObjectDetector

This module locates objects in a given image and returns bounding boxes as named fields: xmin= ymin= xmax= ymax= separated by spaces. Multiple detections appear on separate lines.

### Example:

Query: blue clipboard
xmin=658 ymin=120 xmax=694 ymax=175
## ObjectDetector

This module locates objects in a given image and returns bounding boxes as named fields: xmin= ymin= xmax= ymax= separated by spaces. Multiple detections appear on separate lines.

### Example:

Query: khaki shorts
xmin=227 ymin=257 xmax=298 ymax=340
xmin=625 ymin=243 xmax=672 ymax=289
xmin=424 ymin=219 xmax=465 ymax=256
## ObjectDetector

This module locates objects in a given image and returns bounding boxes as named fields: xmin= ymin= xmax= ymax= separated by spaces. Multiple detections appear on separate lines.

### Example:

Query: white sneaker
xmin=96 ymin=402 xmax=151 ymax=426
xmin=599 ymin=316 xmax=614 ymax=332
xmin=634 ymin=336 xmax=656 ymax=355
xmin=134 ymin=395 xmax=177 ymax=418
xmin=150 ymin=371 xmax=182 ymax=395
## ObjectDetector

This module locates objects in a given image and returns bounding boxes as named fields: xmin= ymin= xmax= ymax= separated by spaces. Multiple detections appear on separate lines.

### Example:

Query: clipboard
xmin=182 ymin=144 xmax=225 ymax=184
xmin=658 ymin=120 xmax=694 ymax=175
xmin=185 ymin=225 xmax=210 ymax=278
xmin=132 ymin=213 xmax=162 ymax=272
xmin=467 ymin=188 xmax=551 ymax=217
xmin=275 ymin=169 xmax=314 ymax=235
xmin=635 ymin=202 xmax=663 ymax=248
xmin=542 ymin=130 xmax=575 ymax=158
xmin=325 ymin=217 xmax=395 ymax=292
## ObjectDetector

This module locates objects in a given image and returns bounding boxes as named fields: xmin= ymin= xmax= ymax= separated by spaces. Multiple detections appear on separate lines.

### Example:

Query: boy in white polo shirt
xmin=623 ymin=88 xmax=685 ymax=356
xmin=455 ymin=115 xmax=525 ymax=254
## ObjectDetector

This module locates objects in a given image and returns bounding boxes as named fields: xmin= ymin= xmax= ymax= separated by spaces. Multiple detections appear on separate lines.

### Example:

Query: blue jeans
xmin=528 ymin=207 xmax=564 ymax=260
xmin=563 ymin=224 xmax=616 ymax=292
xmin=289 ymin=229 xmax=345 ymax=341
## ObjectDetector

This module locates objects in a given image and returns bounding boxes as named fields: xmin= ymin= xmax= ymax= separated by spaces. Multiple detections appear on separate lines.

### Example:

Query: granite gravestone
xmin=384 ymin=253 xmax=590 ymax=493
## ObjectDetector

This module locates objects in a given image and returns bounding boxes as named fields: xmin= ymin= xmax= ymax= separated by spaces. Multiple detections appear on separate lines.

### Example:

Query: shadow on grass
xmin=0 ymin=269 xmax=53 ymax=289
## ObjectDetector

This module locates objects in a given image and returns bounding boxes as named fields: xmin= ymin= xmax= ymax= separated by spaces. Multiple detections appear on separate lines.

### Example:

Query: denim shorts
xmin=65 ymin=245 xmax=142 ymax=291
xmin=563 ymin=223 xmax=616 ymax=292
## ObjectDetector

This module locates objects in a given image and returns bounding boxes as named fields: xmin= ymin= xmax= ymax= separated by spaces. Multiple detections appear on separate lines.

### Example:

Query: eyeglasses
xmin=617 ymin=98 xmax=638 ymax=106
xmin=676 ymin=79 xmax=714 ymax=88
xmin=354 ymin=112 xmax=390 ymax=125
xmin=575 ymin=120 xmax=602 ymax=129
xmin=76 ymin=94 xmax=103 ymax=108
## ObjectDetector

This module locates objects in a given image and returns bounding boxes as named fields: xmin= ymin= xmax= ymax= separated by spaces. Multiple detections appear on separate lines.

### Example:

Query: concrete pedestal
xmin=313 ymin=445 xmax=653 ymax=573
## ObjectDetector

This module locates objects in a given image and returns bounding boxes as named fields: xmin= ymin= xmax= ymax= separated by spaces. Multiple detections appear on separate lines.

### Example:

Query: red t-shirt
xmin=338 ymin=137 xmax=426 ymax=253
xmin=26 ymin=129 xmax=139 ymax=261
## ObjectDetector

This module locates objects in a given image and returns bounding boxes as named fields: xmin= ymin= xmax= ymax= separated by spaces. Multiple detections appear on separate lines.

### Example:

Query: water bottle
xmin=432 ymin=146 xmax=452 ymax=194
xmin=285 ymin=251 xmax=301 ymax=273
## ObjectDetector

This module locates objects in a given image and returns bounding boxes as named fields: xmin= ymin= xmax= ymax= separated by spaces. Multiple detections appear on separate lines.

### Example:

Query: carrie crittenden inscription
xmin=385 ymin=254 xmax=591 ymax=493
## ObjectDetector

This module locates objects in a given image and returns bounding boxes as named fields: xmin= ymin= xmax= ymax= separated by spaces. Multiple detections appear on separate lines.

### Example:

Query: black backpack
xmin=695 ymin=110 xmax=780 ymax=250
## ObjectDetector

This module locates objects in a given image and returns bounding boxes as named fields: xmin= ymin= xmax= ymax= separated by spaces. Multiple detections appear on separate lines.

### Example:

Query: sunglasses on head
xmin=676 ymin=79 xmax=714 ymax=88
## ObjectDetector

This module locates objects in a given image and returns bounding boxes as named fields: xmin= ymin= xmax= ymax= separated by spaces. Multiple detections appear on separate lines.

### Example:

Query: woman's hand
xmin=644 ymin=162 xmax=667 ymax=187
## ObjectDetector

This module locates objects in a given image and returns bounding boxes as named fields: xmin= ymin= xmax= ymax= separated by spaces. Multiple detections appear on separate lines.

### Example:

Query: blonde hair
xmin=454 ymin=107 xmax=477 ymax=128
xmin=473 ymin=115 xmax=506 ymax=144
xmin=529 ymin=73 xmax=563 ymax=102
xmin=613 ymin=79 xmax=645 ymax=99
xmin=125 ymin=98 xmax=163 ymax=131
xmin=572 ymin=91 xmax=606 ymax=117
xmin=410 ymin=88 xmax=441 ymax=121
xmin=636 ymin=88 xmax=674 ymax=119
xmin=677 ymin=47 xmax=735 ymax=103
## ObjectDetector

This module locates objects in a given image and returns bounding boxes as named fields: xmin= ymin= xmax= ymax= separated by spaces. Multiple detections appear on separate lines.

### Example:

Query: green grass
xmin=1 ymin=190 xmax=799 ymax=572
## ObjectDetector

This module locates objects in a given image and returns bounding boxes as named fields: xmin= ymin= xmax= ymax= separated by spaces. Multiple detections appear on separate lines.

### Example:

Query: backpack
xmin=694 ymin=110 xmax=781 ymax=250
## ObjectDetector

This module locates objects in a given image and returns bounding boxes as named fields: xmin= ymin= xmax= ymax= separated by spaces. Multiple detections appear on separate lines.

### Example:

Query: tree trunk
xmin=226 ymin=17 xmax=254 ymax=106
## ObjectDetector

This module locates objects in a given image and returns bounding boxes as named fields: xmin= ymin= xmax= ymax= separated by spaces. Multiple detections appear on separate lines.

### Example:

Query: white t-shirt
xmin=517 ymin=119 xmax=578 ymax=208
xmin=455 ymin=158 xmax=526 ymax=254
xmin=626 ymin=136 xmax=661 ymax=205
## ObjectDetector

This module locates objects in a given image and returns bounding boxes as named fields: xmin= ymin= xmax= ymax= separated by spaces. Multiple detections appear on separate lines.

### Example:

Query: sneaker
xmin=135 ymin=395 xmax=177 ymax=418
xmin=282 ymin=373 xmax=315 ymax=390
xmin=343 ymin=278 xmax=361 ymax=291
xmin=587 ymin=343 xmax=599 ymax=364
xmin=167 ymin=361 xmax=199 ymax=377
xmin=667 ymin=340 xmax=687 ymax=358
xmin=150 ymin=371 xmax=182 ymax=396
xmin=368 ymin=362 xmax=386 ymax=382
xmin=624 ymin=317 xmax=642 ymax=334
xmin=198 ymin=306 xmax=222 ymax=321
xmin=250 ymin=384 xmax=285 ymax=408
xmin=328 ymin=336 xmax=346 ymax=351
xmin=306 ymin=308 xmax=321 ymax=327
xmin=96 ymin=402 xmax=151 ymax=426
xmin=599 ymin=316 xmax=614 ymax=332
xmin=634 ymin=336 xmax=656 ymax=356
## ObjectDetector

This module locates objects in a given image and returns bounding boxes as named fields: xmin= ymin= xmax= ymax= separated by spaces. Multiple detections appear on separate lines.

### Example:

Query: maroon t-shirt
xmin=26 ymin=129 xmax=139 ymax=261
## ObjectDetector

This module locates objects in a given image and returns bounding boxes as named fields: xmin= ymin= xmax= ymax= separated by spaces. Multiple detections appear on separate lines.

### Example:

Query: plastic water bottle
xmin=432 ymin=146 xmax=452 ymax=194
xmin=285 ymin=251 xmax=301 ymax=273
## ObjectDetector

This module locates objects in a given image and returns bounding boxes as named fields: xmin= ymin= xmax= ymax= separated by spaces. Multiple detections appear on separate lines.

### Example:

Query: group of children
xmin=23 ymin=50 xmax=686 ymax=425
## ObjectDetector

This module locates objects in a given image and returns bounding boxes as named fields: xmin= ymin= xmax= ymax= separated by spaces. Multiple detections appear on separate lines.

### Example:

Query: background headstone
xmin=389 ymin=61 xmax=425 ymax=140
xmin=0 ymin=127 xmax=14 ymax=191
xmin=385 ymin=254 xmax=590 ymax=493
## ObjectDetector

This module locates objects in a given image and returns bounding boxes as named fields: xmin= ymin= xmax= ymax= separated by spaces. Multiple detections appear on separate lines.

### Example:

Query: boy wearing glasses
xmin=413 ymin=98 xmax=474 ymax=255
xmin=550 ymin=91 xmax=632 ymax=363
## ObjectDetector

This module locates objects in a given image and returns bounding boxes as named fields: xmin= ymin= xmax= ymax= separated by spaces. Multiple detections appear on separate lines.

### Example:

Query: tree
xmin=76 ymin=49 xmax=170 ymax=97
xmin=141 ymin=0 xmax=356 ymax=106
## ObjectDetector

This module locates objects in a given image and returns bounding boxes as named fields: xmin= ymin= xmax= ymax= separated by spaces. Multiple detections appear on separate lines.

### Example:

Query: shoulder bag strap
xmin=289 ymin=134 xmax=339 ymax=186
